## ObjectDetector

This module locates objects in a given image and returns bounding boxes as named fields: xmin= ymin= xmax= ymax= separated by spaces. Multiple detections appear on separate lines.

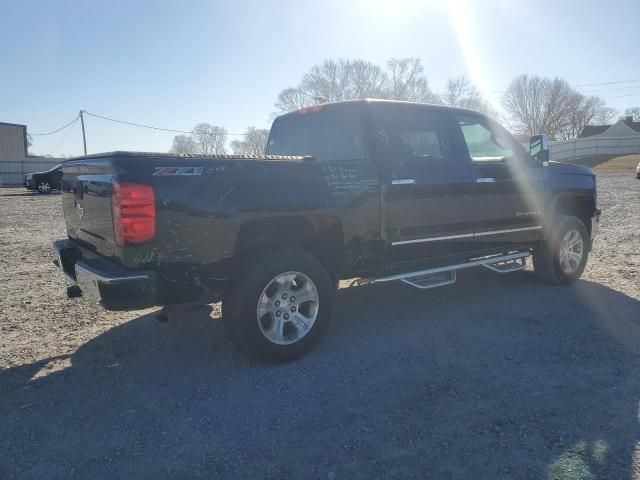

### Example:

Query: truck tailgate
xmin=61 ymin=159 xmax=117 ymax=257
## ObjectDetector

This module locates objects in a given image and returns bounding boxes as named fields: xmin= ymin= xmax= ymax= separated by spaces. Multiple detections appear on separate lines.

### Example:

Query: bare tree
xmin=442 ymin=76 xmax=499 ymax=118
xmin=502 ymin=74 xmax=612 ymax=139
xmin=192 ymin=123 xmax=227 ymax=155
xmin=503 ymin=75 xmax=568 ymax=137
xmin=348 ymin=60 xmax=388 ymax=99
xmin=623 ymin=107 xmax=640 ymax=121
xmin=386 ymin=58 xmax=439 ymax=103
xmin=442 ymin=76 xmax=475 ymax=107
xmin=558 ymin=94 xmax=613 ymax=140
xmin=592 ymin=106 xmax=618 ymax=125
xmin=230 ymin=127 xmax=269 ymax=155
xmin=275 ymin=87 xmax=311 ymax=113
xmin=273 ymin=57 xmax=438 ymax=114
xmin=299 ymin=59 xmax=353 ymax=104
xmin=275 ymin=60 xmax=370 ymax=112
xmin=170 ymin=134 xmax=198 ymax=154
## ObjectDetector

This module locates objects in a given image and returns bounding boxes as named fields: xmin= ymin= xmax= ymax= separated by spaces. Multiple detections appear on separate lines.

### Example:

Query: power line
xmin=83 ymin=110 xmax=248 ymax=135
xmin=50 ymin=116 xmax=79 ymax=156
xmin=575 ymin=78 xmax=640 ymax=88
xmin=600 ymin=92 xmax=640 ymax=99
xmin=576 ymin=85 xmax=640 ymax=94
xmin=83 ymin=110 xmax=193 ymax=134
xmin=489 ymin=78 xmax=640 ymax=96
xmin=30 ymin=115 xmax=80 ymax=136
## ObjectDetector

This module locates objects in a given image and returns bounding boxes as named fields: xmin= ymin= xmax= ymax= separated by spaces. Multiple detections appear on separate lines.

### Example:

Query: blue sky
xmin=1 ymin=0 xmax=639 ymax=157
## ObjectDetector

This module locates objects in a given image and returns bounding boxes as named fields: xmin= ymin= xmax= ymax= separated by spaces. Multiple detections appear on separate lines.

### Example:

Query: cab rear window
xmin=266 ymin=107 xmax=365 ymax=161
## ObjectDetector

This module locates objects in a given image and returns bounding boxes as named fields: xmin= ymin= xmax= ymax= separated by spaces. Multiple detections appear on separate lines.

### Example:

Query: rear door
xmin=452 ymin=113 xmax=548 ymax=250
xmin=368 ymin=104 xmax=477 ymax=263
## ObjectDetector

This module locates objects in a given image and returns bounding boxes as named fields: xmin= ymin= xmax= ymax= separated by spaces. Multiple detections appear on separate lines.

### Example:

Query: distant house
xmin=551 ymin=115 xmax=640 ymax=162
xmin=579 ymin=116 xmax=640 ymax=138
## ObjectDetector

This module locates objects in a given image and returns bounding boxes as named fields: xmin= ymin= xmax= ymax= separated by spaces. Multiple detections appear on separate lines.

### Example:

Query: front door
xmin=368 ymin=104 xmax=477 ymax=264
xmin=452 ymin=113 xmax=549 ymax=252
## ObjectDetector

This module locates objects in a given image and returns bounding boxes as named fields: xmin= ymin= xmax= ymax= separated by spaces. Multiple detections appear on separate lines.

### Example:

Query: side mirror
xmin=529 ymin=134 xmax=549 ymax=166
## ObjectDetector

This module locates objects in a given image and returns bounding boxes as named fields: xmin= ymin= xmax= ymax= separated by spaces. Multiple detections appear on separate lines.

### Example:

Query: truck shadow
xmin=1 ymin=271 xmax=639 ymax=479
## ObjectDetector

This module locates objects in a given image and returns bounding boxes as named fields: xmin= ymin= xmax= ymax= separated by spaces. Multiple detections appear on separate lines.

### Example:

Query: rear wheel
xmin=37 ymin=180 xmax=51 ymax=194
xmin=533 ymin=215 xmax=589 ymax=284
xmin=223 ymin=250 xmax=333 ymax=362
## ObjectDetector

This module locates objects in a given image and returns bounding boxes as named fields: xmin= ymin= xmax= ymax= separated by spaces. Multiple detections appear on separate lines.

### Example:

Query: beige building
xmin=0 ymin=122 xmax=64 ymax=186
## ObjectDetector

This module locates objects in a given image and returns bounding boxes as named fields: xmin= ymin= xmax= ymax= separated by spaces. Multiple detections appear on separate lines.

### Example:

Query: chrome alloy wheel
xmin=256 ymin=271 xmax=319 ymax=345
xmin=558 ymin=229 xmax=584 ymax=275
xmin=38 ymin=181 xmax=51 ymax=193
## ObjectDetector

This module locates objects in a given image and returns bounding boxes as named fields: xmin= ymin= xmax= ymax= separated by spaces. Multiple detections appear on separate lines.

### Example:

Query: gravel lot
xmin=1 ymin=172 xmax=639 ymax=479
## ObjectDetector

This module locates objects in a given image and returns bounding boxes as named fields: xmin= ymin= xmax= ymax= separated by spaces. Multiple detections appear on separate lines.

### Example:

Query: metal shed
xmin=0 ymin=122 xmax=64 ymax=186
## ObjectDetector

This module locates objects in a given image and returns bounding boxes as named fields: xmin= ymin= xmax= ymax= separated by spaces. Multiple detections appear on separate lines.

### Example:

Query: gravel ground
xmin=1 ymin=172 xmax=639 ymax=479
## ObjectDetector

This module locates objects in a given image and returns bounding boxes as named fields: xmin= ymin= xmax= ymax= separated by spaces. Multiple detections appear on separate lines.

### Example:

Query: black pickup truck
xmin=24 ymin=164 xmax=63 ymax=194
xmin=53 ymin=100 xmax=600 ymax=361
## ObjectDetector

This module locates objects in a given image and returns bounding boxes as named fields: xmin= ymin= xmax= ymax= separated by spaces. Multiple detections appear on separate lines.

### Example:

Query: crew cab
xmin=53 ymin=100 xmax=600 ymax=361
xmin=25 ymin=164 xmax=63 ymax=194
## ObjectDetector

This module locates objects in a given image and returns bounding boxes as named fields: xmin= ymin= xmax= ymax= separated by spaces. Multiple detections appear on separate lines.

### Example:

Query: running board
xmin=483 ymin=256 xmax=527 ymax=273
xmin=374 ymin=251 xmax=530 ymax=289
xmin=401 ymin=270 xmax=456 ymax=290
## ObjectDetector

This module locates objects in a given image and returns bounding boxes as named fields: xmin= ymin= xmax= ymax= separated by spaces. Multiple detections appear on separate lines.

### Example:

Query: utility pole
xmin=79 ymin=109 xmax=87 ymax=155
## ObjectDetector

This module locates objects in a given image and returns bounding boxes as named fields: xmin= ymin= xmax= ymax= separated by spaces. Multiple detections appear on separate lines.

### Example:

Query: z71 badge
xmin=153 ymin=166 xmax=203 ymax=176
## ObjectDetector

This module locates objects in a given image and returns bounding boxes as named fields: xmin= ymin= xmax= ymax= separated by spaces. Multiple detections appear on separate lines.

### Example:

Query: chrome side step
xmin=374 ymin=251 xmax=530 ymax=289
xmin=401 ymin=270 xmax=456 ymax=290
xmin=483 ymin=256 xmax=527 ymax=273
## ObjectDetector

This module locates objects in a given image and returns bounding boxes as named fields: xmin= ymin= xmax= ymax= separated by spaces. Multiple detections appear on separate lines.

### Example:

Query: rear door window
xmin=266 ymin=106 xmax=365 ymax=161
xmin=369 ymin=105 xmax=454 ymax=178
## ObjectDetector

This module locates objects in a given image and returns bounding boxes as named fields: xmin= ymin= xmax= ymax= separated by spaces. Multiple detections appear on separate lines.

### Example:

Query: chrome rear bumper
xmin=53 ymin=239 xmax=157 ymax=310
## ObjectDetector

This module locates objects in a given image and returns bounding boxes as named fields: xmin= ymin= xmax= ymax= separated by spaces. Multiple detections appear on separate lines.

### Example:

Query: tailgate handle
xmin=476 ymin=177 xmax=496 ymax=183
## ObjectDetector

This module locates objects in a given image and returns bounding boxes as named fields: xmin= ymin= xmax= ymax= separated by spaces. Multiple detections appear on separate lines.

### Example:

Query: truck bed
xmin=59 ymin=151 xmax=381 ymax=306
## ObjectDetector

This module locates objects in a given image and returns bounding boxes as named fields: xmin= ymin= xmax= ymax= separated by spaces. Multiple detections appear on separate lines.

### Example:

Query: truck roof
xmin=274 ymin=98 xmax=492 ymax=122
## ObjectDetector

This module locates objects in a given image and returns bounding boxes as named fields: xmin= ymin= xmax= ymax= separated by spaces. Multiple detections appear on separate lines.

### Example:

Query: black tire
xmin=222 ymin=250 xmax=333 ymax=362
xmin=37 ymin=180 xmax=51 ymax=194
xmin=533 ymin=215 xmax=589 ymax=285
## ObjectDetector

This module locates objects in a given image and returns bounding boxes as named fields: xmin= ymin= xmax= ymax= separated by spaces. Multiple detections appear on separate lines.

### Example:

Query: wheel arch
xmin=550 ymin=193 xmax=595 ymax=237
xmin=233 ymin=215 xmax=344 ymax=277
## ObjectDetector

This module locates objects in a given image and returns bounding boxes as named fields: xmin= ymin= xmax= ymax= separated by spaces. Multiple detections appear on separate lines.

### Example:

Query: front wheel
xmin=222 ymin=250 xmax=333 ymax=362
xmin=37 ymin=180 xmax=52 ymax=194
xmin=533 ymin=215 xmax=589 ymax=284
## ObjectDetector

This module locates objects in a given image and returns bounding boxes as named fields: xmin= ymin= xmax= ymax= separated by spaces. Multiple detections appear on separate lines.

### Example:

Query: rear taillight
xmin=112 ymin=182 xmax=156 ymax=245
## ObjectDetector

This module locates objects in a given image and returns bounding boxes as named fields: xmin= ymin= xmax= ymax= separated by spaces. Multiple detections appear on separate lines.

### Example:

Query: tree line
xmin=171 ymin=125 xmax=269 ymax=156
xmin=171 ymin=57 xmax=638 ymax=154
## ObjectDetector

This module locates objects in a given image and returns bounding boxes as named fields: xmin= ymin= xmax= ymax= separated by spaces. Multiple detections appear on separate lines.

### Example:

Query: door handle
xmin=392 ymin=178 xmax=416 ymax=185
xmin=476 ymin=177 xmax=496 ymax=183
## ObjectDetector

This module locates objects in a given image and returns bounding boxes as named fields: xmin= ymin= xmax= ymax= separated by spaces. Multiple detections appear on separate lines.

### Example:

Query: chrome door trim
xmin=391 ymin=225 xmax=542 ymax=246
xmin=391 ymin=178 xmax=416 ymax=185
xmin=392 ymin=232 xmax=474 ymax=246
xmin=473 ymin=225 xmax=543 ymax=237
xmin=476 ymin=177 xmax=496 ymax=183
